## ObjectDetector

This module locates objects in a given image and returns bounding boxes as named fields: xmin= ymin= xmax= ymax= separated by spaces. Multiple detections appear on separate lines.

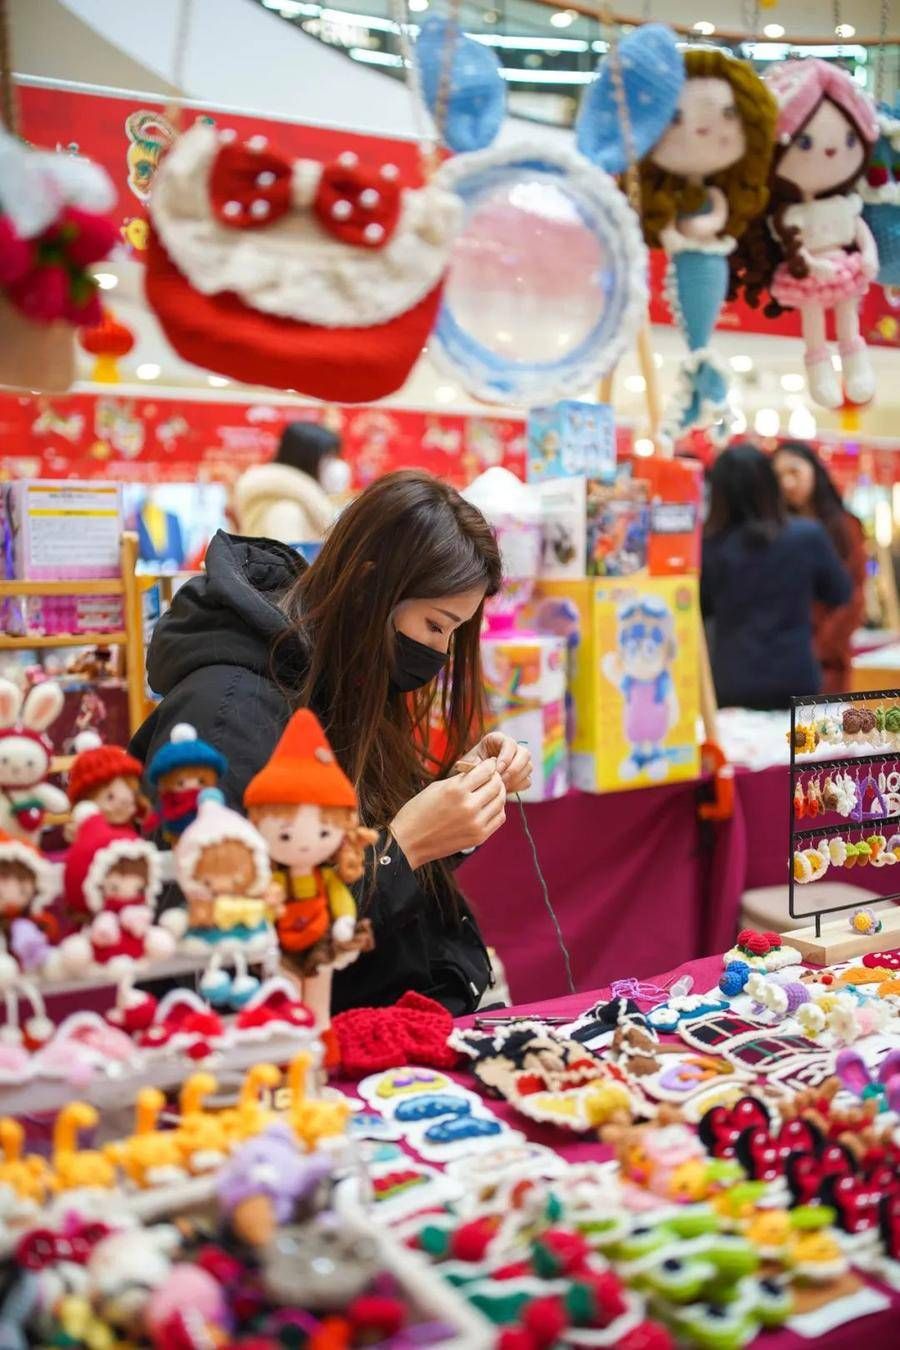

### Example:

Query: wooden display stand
xmin=785 ymin=905 xmax=900 ymax=966
xmin=0 ymin=531 xmax=152 ymax=736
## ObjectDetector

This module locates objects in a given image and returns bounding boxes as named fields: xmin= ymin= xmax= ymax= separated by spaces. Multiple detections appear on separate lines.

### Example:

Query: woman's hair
xmin=639 ymin=48 xmax=777 ymax=248
xmin=278 ymin=470 xmax=502 ymax=849
xmin=705 ymin=443 xmax=786 ymax=547
xmin=276 ymin=422 xmax=342 ymax=479
xmin=730 ymin=98 xmax=874 ymax=314
xmin=773 ymin=440 xmax=854 ymax=560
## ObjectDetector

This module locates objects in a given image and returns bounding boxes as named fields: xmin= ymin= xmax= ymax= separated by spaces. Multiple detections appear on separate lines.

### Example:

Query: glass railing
xmin=254 ymin=0 xmax=900 ymax=128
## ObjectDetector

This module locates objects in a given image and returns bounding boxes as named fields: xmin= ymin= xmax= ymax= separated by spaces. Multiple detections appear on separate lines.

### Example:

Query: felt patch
xmin=333 ymin=1159 xmax=463 ymax=1222
xmin=394 ymin=1093 xmax=475 ymax=1123
xmin=346 ymin=1109 xmax=403 ymax=1141
xmin=357 ymin=1067 xmax=456 ymax=1106
xmin=443 ymin=1141 xmax=569 ymax=1185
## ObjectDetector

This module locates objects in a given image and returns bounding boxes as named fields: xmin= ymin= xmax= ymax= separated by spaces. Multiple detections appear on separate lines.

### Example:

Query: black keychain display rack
xmin=789 ymin=688 xmax=900 ymax=938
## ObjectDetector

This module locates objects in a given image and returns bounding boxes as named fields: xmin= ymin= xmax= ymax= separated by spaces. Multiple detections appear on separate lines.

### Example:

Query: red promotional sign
xmin=0 ymin=392 xmax=531 ymax=488
xmin=17 ymin=81 xmax=900 ymax=352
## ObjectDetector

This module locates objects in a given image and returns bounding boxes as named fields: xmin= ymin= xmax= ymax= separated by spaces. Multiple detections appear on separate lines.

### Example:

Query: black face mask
xmin=390 ymin=631 xmax=448 ymax=694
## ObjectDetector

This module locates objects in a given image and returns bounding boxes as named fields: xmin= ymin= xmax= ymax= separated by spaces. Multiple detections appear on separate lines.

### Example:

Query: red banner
xmin=0 ymin=392 xmax=534 ymax=488
xmin=17 ymin=82 xmax=900 ymax=352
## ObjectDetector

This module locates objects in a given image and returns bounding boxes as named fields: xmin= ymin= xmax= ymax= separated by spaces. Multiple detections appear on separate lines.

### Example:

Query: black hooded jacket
xmin=130 ymin=532 xmax=492 ymax=1015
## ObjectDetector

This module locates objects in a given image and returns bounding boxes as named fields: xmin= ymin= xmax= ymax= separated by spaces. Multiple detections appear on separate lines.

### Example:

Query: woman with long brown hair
xmin=131 ymin=471 xmax=530 ymax=1014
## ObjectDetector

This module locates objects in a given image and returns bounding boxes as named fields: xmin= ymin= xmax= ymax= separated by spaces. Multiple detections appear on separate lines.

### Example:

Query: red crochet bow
xmin=331 ymin=991 xmax=459 ymax=1076
xmin=209 ymin=140 xmax=402 ymax=250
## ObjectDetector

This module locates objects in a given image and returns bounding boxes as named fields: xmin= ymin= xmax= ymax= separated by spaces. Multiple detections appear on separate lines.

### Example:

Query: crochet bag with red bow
xmin=144 ymin=120 xmax=462 ymax=402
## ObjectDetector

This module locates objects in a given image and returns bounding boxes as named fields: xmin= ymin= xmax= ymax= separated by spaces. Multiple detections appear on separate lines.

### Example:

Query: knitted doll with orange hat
xmin=68 ymin=731 xmax=149 ymax=831
xmin=244 ymin=709 xmax=375 ymax=1037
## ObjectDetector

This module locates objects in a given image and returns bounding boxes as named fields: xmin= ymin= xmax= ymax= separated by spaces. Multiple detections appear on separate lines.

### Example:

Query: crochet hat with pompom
xmin=64 ymin=802 xmax=162 ymax=915
xmin=68 ymin=731 xmax=144 ymax=806
xmin=244 ymin=708 xmax=356 ymax=809
xmin=146 ymin=723 xmax=227 ymax=787
xmin=0 ymin=829 xmax=59 ymax=912
xmin=175 ymin=794 xmax=271 ymax=897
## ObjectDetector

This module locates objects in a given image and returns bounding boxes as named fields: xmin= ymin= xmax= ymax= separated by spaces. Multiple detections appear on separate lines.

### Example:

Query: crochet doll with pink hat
xmin=731 ymin=59 xmax=880 ymax=409
xmin=54 ymin=804 xmax=176 ymax=976
xmin=173 ymin=793 xmax=276 ymax=959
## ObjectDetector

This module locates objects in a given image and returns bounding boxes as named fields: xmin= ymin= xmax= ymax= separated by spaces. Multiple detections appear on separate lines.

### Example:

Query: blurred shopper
xmin=234 ymin=421 xmax=349 ymax=544
xmin=702 ymin=443 xmax=851 ymax=709
xmin=773 ymin=440 xmax=867 ymax=695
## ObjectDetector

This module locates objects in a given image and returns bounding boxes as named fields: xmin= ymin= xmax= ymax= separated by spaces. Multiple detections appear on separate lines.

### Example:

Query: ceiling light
xmin=472 ymin=33 xmax=588 ymax=51
xmin=763 ymin=23 xmax=785 ymax=38
xmin=483 ymin=8 xmax=499 ymax=22
xmin=208 ymin=375 xmax=230 ymax=388
xmin=780 ymin=372 xmax=805 ymax=392
xmin=788 ymin=405 xmax=817 ymax=439
xmin=500 ymin=68 xmax=593 ymax=83
xmin=136 ymin=363 xmax=161 ymax=381
xmin=875 ymin=499 xmax=893 ymax=549
xmin=730 ymin=408 xmax=748 ymax=435
xmin=349 ymin=47 xmax=404 ymax=66
xmin=550 ymin=9 xmax=577 ymax=29
xmin=729 ymin=354 xmax=753 ymax=373
xmin=634 ymin=437 xmax=655 ymax=457
xmin=93 ymin=272 xmax=118 ymax=290
xmin=835 ymin=22 xmax=855 ymax=38
xmin=653 ymin=352 xmax=663 ymax=368
xmin=692 ymin=20 xmax=715 ymax=36
xmin=408 ymin=0 xmax=428 ymax=10
xmin=435 ymin=384 xmax=457 ymax=404
xmin=624 ymin=375 xmax=646 ymax=393
xmin=754 ymin=407 xmax=780 ymax=437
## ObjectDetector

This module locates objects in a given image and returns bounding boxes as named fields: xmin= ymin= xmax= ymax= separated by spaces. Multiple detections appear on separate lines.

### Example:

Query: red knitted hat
xmin=68 ymin=732 xmax=143 ymax=806
xmin=64 ymin=803 xmax=161 ymax=915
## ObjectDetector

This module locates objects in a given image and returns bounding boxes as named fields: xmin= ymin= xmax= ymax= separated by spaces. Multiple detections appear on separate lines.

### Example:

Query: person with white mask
xmin=234 ymin=422 xmax=351 ymax=545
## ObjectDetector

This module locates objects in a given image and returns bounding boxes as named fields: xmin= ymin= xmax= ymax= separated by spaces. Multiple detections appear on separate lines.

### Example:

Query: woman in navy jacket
xmin=701 ymin=444 xmax=851 ymax=710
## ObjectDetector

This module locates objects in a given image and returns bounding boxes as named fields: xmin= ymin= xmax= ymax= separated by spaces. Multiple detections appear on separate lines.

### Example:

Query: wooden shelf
xmin=0 ymin=631 xmax=127 ymax=650
xmin=0 ymin=578 xmax=124 ymax=597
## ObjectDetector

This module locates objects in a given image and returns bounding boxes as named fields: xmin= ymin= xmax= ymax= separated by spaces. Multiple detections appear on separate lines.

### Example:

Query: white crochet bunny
xmin=0 ymin=678 xmax=69 ymax=843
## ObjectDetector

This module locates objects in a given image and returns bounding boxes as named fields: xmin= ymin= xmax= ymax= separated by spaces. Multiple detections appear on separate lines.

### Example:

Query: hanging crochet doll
xmin=144 ymin=723 xmax=227 ymax=846
xmin=67 ymin=731 xmax=148 ymax=831
xmin=730 ymin=60 xmax=880 ymax=409
xmin=639 ymin=48 xmax=776 ymax=439
xmin=174 ymin=794 xmax=276 ymax=959
xmin=58 ymin=804 xmax=175 ymax=974
xmin=0 ymin=831 xmax=60 ymax=984
xmin=244 ymin=709 xmax=375 ymax=1046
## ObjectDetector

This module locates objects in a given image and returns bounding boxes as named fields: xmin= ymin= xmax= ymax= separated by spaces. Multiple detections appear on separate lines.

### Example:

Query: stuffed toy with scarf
xmin=730 ymin=60 xmax=880 ymax=409
xmin=638 ymin=48 xmax=776 ymax=440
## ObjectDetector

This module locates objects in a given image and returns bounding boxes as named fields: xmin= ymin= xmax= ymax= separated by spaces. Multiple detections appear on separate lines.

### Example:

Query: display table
xmin=452 ymin=952 xmax=900 ymax=1348
xmin=462 ymin=770 xmax=898 ymax=1005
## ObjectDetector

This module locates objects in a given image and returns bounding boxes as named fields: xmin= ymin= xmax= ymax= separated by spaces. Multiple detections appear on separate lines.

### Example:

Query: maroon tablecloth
xmin=460 ymin=780 xmax=746 ymax=1005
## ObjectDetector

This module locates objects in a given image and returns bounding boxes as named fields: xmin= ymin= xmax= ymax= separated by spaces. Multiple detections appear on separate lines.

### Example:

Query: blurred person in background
xmin=702 ymin=443 xmax=851 ymax=709
xmin=234 ymin=421 xmax=350 ymax=545
xmin=773 ymin=440 xmax=867 ymax=695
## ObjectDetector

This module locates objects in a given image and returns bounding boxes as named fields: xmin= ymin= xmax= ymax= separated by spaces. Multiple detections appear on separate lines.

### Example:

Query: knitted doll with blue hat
xmin=637 ymin=49 xmax=776 ymax=440
xmin=144 ymin=723 xmax=227 ymax=846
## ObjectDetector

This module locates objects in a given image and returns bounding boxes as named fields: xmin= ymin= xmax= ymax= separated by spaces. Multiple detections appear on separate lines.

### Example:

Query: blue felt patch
xmin=424 ymin=1115 xmax=503 ymax=1144
xmin=395 ymin=1094 xmax=473 ymax=1122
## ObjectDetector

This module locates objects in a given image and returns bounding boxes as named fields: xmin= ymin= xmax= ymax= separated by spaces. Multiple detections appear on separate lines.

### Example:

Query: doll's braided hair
xmin=639 ymin=48 xmax=777 ymax=249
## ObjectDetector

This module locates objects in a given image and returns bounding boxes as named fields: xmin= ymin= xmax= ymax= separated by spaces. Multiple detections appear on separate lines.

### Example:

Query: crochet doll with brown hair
xmin=244 ymin=709 xmax=375 ymax=1052
xmin=175 ymin=795 xmax=275 ymax=959
xmin=638 ymin=48 xmax=776 ymax=439
xmin=729 ymin=59 xmax=879 ymax=410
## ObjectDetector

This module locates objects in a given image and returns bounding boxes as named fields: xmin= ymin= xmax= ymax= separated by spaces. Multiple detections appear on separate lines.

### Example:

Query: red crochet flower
xmin=2 ymin=205 xmax=117 ymax=326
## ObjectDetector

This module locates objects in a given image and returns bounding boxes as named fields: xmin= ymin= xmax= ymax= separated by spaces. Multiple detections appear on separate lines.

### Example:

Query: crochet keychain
xmin=637 ymin=48 xmax=776 ymax=439
xmin=731 ymin=60 xmax=880 ymax=408
xmin=244 ymin=710 xmax=376 ymax=1059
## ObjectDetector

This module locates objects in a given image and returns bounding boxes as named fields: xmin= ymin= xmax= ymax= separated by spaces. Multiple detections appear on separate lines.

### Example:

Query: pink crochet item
xmin=767 ymin=59 xmax=879 ymax=144
xmin=331 ymin=991 xmax=459 ymax=1076
xmin=771 ymin=250 xmax=868 ymax=310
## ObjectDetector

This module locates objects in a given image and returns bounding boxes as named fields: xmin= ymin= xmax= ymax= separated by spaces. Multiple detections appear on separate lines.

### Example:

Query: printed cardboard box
xmin=481 ymin=634 xmax=568 ymax=802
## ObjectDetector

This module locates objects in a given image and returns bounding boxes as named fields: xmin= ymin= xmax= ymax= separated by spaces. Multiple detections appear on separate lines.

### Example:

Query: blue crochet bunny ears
xmin=576 ymin=23 xmax=684 ymax=173
xmin=415 ymin=17 xmax=506 ymax=153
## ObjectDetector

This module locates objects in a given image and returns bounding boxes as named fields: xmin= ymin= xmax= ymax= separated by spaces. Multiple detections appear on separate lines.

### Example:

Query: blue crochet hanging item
xmin=415 ymin=17 xmax=505 ymax=153
xmin=576 ymin=24 xmax=684 ymax=174
xmin=662 ymin=243 xmax=732 ymax=439
xmin=860 ymin=101 xmax=900 ymax=289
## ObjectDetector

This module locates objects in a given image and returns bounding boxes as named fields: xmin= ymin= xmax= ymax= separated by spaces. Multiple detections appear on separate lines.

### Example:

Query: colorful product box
xmin=586 ymin=478 xmax=650 ymax=577
xmin=7 ymin=480 xmax=123 ymax=580
xmin=633 ymin=457 xmax=703 ymax=576
xmin=527 ymin=402 xmax=616 ymax=484
xmin=536 ymin=477 xmax=586 ymax=581
xmin=534 ymin=577 xmax=700 ymax=794
xmin=481 ymin=634 xmax=569 ymax=802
